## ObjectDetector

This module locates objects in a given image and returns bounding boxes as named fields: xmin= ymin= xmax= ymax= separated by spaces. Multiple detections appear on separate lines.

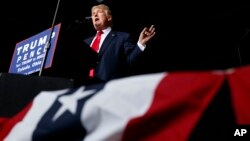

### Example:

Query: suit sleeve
xmin=123 ymin=33 xmax=143 ymax=66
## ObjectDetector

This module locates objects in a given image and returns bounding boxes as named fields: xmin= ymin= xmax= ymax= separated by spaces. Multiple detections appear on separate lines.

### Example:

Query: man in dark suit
xmin=84 ymin=4 xmax=156 ymax=82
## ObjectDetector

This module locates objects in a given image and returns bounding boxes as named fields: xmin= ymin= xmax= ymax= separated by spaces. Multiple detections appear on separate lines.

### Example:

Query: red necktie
xmin=91 ymin=30 xmax=103 ymax=52
xmin=89 ymin=30 xmax=103 ymax=77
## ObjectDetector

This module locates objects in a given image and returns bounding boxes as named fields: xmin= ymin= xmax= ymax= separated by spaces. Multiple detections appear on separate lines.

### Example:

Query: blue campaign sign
xmin=9 ymin=23 xmax=61 ymax=75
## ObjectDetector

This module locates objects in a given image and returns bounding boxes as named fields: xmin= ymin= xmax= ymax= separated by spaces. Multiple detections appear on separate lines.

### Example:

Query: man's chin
xmin=94 ymin=25 xmax=103 ymax=30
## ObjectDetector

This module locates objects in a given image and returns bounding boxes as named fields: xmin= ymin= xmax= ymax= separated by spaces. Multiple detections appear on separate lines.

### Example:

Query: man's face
xmin=91 ymin=8 xmax=111 ymax=30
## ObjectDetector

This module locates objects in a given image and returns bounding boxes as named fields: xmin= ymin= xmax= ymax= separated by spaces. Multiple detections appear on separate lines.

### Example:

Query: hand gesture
xmin=138 ymin=25 xmax=156 ymax=46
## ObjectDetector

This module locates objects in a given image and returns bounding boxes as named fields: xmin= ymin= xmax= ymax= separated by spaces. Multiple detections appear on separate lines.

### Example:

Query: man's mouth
xmin=94 ymin=18 xmax=99 ymax=22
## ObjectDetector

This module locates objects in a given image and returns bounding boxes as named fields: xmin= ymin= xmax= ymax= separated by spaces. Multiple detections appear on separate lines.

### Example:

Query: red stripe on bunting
xmin=122 ymin=71 xmax=225 ymax=141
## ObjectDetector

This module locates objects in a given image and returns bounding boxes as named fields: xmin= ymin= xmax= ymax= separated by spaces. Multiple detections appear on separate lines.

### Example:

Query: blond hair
xmin=91 ymin=4 xmax=112 ymax=16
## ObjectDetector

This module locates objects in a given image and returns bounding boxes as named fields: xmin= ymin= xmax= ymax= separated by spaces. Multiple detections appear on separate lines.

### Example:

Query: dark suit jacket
xmin=84 ymin=30 xmax=143 ymax=82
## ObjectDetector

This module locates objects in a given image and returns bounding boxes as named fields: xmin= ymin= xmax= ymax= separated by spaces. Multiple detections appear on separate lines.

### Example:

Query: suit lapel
xmin=98 ymin=31 xmax=116 ymax=57
xmin=84 ymin=36 xmax=94 ymax=47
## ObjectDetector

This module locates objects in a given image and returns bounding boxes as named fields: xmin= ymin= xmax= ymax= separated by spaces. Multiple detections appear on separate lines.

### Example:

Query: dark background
xmin=1 ymin=0 xmax=250 ymax=79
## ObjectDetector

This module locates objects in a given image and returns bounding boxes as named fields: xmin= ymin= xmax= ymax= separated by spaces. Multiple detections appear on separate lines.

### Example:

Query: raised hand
xmin=138 ymin=25 xmax=156 ymax=46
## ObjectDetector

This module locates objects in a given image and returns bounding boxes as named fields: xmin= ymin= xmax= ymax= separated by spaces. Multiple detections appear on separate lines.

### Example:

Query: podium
xmin=0 ymin=73 xmax=74 ymax=117
xmin=40 ymin=22 xmax=97 ymax=86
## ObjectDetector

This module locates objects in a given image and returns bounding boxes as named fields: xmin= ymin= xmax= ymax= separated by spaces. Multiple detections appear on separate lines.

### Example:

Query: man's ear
xmin=107 ymin=15 xmax=112 ymax=21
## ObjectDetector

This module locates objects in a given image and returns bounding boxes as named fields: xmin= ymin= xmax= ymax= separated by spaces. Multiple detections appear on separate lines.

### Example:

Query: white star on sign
xmin=52 ymin=86 xmax=96 ymax=121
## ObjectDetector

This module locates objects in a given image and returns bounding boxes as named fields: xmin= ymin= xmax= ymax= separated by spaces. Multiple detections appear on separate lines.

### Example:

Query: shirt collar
xmin=100 ymin=27 xmax=111 ymax=35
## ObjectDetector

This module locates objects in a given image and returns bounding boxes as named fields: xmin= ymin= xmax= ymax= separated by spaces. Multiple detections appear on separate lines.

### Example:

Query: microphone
xmin=67 ymin=16 xmax=92 ymax=30
xmin=75 ymin=16 xmax=92 ymax=24
xmin=85 ymin=16 xmax=92 ymax=21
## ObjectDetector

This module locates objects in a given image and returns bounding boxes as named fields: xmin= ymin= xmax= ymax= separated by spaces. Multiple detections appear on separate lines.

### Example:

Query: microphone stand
xmin=39 ymin=0 xmax=61 ymax=76
xmin=236 ymin=28 xmax=250 ymax=68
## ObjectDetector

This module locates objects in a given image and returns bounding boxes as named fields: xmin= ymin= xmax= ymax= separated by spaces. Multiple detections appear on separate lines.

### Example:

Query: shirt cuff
xmin=137 ymin=42 xmax=146 ymax=51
